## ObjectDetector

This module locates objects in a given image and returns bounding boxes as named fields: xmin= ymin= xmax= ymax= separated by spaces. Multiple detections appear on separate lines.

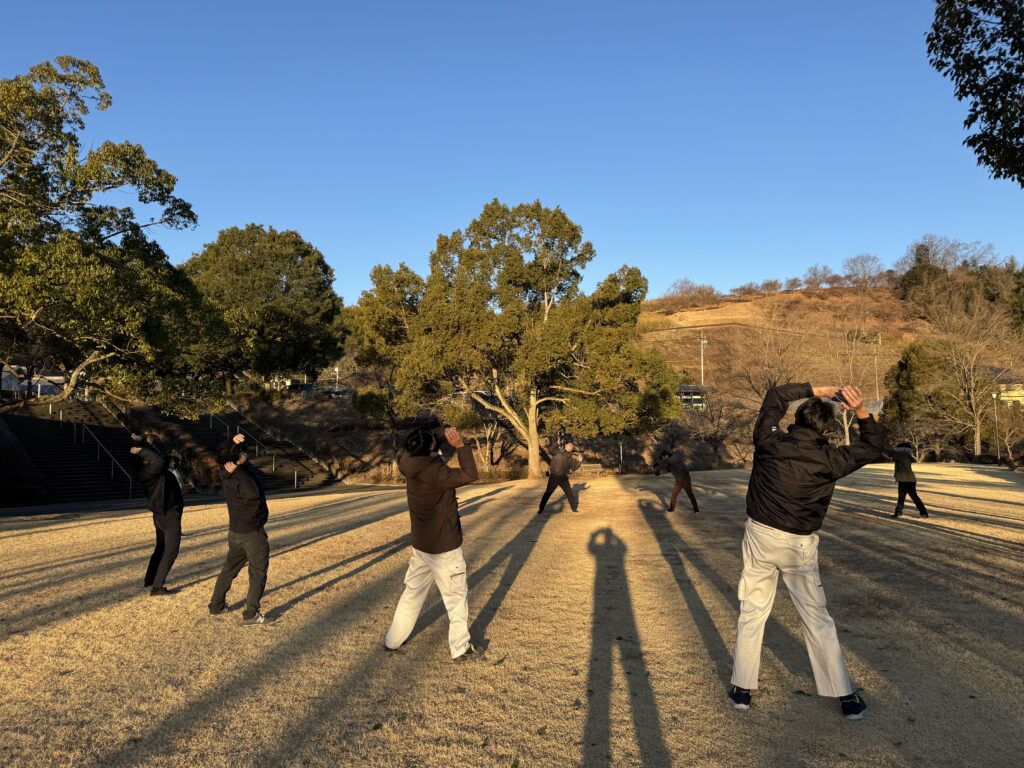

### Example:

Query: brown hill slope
xmin=639 ymin=288 xmax=932 ymax=401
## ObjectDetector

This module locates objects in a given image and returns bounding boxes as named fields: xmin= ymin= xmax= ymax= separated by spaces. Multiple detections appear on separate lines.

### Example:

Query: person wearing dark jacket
xmin=728 ymin=384 xmax=884 ymax=721
xmin=129 ymin=434 xmax=184 ymax=596
xmin=885 ymin=444 xmax=929 ymax=518
xmin=209 ymin=434 xmax=271 ymax=625
xmin=384 ymin=426 xmax=480 ymax=660
xmin=653 ymin=449 xmax=700 ymax=513
xmin=537 ymin=442 xmax=582 ymax=514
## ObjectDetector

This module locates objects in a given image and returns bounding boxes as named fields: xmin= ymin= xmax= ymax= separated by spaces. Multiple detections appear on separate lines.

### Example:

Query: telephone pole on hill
xmin=698 ymin=332 xmax=708 ymax=387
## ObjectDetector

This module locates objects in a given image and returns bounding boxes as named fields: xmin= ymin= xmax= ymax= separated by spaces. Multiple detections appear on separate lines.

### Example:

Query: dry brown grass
xmin=1 ymin=465 xmax=1022 ymax=767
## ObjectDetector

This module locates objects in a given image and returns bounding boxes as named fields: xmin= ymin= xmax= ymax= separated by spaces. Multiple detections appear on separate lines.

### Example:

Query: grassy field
xmin=1 ymin=464 xmax=1022 ymax=767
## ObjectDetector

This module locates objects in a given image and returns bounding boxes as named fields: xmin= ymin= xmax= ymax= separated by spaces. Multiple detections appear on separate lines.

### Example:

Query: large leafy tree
xmin=386 ymin=199 xmax=679 ymax=477
xmin=184 ymin=224 xmax=343 ymax=383
xmin=0 ymin=57 xmax=200 ymax=403
xmin=927 ymin=0 xmax=1024 ymax=187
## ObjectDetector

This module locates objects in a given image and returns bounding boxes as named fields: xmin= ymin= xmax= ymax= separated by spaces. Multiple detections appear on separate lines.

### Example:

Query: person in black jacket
xmin=653 ymin=449 xmax=700 ymax=513
xmin=537 ymin=442 xmax=582 ymax=514
xmin=384 ymin=426 xmax=480 ymax=660
xmin=129 ymin=433 xmax=185 ymax=596
xmin=728 ymin=384 xmax=884 ymax=721
xmin=209 ymin=434 xmax=271 ymax=625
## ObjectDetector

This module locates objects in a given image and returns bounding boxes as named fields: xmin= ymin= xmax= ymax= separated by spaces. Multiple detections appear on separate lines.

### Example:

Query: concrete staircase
xmin=169 ymin=410 xmax=336 ymax=494
xmin=1 ymin=401 xmax=136 ymax=505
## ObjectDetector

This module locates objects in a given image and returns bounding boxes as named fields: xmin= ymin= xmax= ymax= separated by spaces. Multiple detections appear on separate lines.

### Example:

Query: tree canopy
xmin=928 ymin=0 xmax=1024 ymax=188
xmin=184 ymin=224 xmax=343 ymax=382
xmin=0 ymin=57 xmax=206 ymax=409
xmin=352 ymin=199 xmax=680 ymax=477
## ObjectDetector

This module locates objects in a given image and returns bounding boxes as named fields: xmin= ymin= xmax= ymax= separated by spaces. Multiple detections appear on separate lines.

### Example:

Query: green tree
xmin=184 ymin=224 xmax=343 ymax=385
xmin=927 ymin=0 xmax=1024 ymax=188
xmin=389 ymin=199 xmax=679 ymax=477
xmin=0 ymin=57 xmax=199 ymax=404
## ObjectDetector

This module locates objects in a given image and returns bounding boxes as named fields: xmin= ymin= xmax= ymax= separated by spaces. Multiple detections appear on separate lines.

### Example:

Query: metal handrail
xmin=81 ymin=423 xmax=133 ymax=499
xmin=207 ymin=412 xmax=271 ymax=459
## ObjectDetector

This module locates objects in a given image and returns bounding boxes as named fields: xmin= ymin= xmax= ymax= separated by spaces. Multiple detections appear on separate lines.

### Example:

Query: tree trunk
xmin=527 ymin=388 xmax=543 ymax=478
xmin=973 ymin=417 xmax=982 ymax=457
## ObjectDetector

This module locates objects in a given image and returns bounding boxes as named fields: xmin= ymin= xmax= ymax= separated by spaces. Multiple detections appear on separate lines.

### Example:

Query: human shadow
xmin=581 ymin=528 xmax=671 ymax=768
xmin=636 ymin=499 xmax=809 ymax=684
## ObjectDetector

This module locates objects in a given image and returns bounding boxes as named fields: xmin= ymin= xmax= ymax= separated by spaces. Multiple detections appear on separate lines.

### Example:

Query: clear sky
xmin=3 ymin=1 xmax=1021 ymax=302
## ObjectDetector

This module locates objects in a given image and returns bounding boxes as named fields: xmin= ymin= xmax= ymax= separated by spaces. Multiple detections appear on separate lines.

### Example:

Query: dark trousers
xmin=210 ymin=529 xmax=270 ymax=618
xmin=144 ymin=508 xmax=182 ymax=588
xmin=895 ymin=482 xmax=928 ymax=516
xmin=539 ymin=474 xmax=577 ymax=512
xmin=669 ymin=475 xmax=699 ymax=513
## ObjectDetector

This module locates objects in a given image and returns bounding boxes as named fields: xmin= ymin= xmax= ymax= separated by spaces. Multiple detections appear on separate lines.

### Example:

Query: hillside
xmin=638 ymin=288 xmax=933 ymax=401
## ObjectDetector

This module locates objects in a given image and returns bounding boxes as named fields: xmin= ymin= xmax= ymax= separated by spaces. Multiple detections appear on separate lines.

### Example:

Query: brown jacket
xmin=399 ymin=446 xmax=479 ymax=554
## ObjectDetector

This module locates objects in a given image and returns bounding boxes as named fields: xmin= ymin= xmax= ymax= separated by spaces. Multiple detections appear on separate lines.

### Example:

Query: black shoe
xmin=666 ymin=506 xmax=675 ymax=512
xmin=149 ymin=586 xmax=176 ymax=597
xmin=537 ymin=509 xmax=545 ymax=515
xmin=143 ymin=581 xmax=154 ymax=589
xmin=454 ymin=643 xmax=481 ymax=662
xmin=892 ymin=511 xmax=902 ymax=518
xmin=840 ymin=692 xmax=867 ymax=720
xmin=727 ymin=686 xmax=751 ymax=710
xmin=242 ymin=611 xmax=272 ymax=626
xmin=209 ymin=604 xmax=229 ymax=616
xmin=920 ymin=511 xmax=929 ymax=518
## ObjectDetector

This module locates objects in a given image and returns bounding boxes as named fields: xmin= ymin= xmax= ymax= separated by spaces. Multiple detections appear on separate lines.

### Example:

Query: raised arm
xmin=827 ymin=386 xmax=886 ymax=478
xmin=752 ymin=383 xmax=815 ymax=444
xmin=132 ymin=446 xmax=166 ymax=482
xmin=434 ymin=428 xmax=479 ymax=489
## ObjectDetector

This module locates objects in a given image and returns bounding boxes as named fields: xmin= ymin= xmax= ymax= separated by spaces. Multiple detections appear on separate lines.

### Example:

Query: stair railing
xmin=81 ymin=423 xmax=133 ymax=499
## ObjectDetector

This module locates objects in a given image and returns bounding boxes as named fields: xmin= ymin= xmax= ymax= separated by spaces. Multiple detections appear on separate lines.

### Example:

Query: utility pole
xmin=698 ymin=332 xmax=708 ymax=387
xmin=873 ymin=333 xmax=882 ymax=403
xmin=993 ymin=392 xmax=1001 ymax=462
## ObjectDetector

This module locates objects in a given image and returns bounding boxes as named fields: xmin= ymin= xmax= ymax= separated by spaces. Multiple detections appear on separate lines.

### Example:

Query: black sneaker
xmin=209 ymin=604 xmax=229 ymax=616
xmin=727 ymin=686 xmax=751 ymax=710
xmin=454 ymin=643 xmax=481 ymax=662
xmin=840 ymin=692 xmax=867 ymax=720
xmin=149 ymin=586 xmax=176 ymax=597
xmin=242 ymin=611 xmax=271 ymax=626
xmin=920 ymin=511 xmax=929 ymax=518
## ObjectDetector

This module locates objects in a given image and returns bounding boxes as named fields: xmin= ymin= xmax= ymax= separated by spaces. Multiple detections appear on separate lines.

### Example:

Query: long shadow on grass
xmin=261 ymin=487 xmax=513 ymax=620
xmin=90 ymin=494 xmax=530 ymax=767
xmin=581 ymin=527 xmax=671 ymax=768
xmin=0 ymin=494 xmax=411 ymax=636
xmin=637 ymin=499 xmax=809 ymax=684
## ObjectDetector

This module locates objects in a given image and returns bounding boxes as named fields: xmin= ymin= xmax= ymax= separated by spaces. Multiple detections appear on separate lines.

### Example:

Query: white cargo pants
xmin=731 ymin=518 xmax=853 ymax=697
xmin=385 ymin=546 xmax=471 ymax=659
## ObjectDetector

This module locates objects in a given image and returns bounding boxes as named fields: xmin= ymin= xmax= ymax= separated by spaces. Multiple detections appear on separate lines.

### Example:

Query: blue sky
xmin=4 ymin=1 xmax=1021 ymax=302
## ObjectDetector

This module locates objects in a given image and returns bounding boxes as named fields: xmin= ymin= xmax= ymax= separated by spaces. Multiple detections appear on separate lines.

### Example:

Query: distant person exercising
xmin=129 ymin=433 xmax=184 ymax=596
xmin=538 ymin=442 xmax=582 ymax=514
xmin=209 ymin=434 xmax=272 ymax=626
xmin=728 ymin=384 xmax=884 ymax=720
xmin=384 ymin=426 xmax=481 ymax=661
xmin=653 ymin=449 xmax=700 ymax=513
xmin=885 ymin=443 xmax=929 ymax=518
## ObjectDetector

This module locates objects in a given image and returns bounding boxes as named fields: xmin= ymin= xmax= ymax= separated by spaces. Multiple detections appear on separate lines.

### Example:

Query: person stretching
xmin=537 ymin=442 xmax=582 ymax=514
xmin=384 ymin=427 xmax=480 ymax=661
xmin=728 ymin=384 xmax=883 ymax=720
xmin=885 ymin=443 xmax=929 ymax=518
xmin=653 ymin=449 xmax=700 ymax=513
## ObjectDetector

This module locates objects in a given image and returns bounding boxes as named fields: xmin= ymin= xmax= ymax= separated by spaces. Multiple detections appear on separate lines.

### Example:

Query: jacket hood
xmin=399 ymin=454 xmax=437 ymax=480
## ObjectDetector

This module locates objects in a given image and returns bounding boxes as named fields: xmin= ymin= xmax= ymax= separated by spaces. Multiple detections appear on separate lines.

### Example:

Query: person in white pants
xmin=384 ymin=425 xmax=480 ymax=661
xmin=728 ymin=383 xmax=884 ymax=720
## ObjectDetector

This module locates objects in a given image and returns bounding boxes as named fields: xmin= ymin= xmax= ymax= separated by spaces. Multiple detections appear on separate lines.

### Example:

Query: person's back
xmin=219 ymin=463 xmax=268 ymax=533
xmin=892 ymin=447 xmax=916 ymax=483
xmin=730 ymin=384 xmax=882 ymax=721
xmin=746 ymin=384 xmax=884 ymax=534
xmin=386 ymin=426 xmax=480 ymax=661
xmin=399 ymin=441 xmax=478 ymax=555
